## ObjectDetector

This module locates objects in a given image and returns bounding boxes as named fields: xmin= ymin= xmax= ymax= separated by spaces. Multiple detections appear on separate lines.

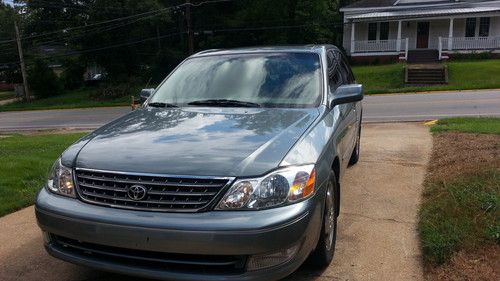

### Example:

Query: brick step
xmin=406 ymin=81 xmax=445 ymax=85
xmin=408 ymin=73 xmax=444 ymax=77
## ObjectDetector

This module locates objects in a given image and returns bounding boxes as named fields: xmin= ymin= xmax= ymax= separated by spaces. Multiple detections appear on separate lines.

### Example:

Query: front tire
xmin=348 ymin=123 xmax=361 ymax=166
xmin=308 ymin=173 xmax=338 ymax=268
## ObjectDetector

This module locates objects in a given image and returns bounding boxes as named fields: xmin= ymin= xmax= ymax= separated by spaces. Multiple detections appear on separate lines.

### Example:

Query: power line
xmin=0 ymin=0 xmax=237 ymax=44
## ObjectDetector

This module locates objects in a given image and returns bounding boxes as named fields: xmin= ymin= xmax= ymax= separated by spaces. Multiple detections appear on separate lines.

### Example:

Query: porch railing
xmin=439 ymin=36 xmax=500 ymax=54
xmin=352 ymin=38 xmax=408 ymax=54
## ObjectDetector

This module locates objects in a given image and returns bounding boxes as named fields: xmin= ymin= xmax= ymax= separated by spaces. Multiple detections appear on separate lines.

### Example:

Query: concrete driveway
xmin=0 ymin=123 xmax=432 ymax=281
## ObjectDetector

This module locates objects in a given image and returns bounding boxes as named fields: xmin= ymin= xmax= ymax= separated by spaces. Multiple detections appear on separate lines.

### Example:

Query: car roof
xmin=190 ymin=45 xmax=340 ymax=58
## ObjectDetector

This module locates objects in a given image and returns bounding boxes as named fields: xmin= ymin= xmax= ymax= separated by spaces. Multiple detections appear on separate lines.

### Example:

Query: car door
xmin=336 ymin=51 xmax=358 ymax=160
xmin=327 ymin=50 xmax=351 ymax=163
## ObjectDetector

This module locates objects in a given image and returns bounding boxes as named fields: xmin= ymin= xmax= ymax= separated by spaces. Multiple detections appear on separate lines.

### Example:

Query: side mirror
xmin=329 ymin=84 xmax=363 ymax=108
xmin=140 ymin=88 xmax=155 ymax=103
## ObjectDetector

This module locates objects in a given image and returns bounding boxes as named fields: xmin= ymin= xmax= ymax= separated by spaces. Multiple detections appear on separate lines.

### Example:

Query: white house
xmin=340 ymin=0 xmax=500 ymax=62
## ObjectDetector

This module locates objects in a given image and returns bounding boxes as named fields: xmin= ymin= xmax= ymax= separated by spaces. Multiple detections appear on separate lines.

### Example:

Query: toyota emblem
xmin=127 ymin=185 xmax=147 ymax=201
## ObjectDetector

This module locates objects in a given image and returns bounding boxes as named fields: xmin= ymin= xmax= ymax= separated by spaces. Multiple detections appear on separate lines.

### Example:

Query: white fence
xmin=439 ymin=36 xmax=500 ymax=56
xmin=352 ymin=39 xmax=408 ymax=53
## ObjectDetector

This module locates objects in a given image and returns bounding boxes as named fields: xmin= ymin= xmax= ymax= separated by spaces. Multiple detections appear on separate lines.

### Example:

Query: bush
xmin=28 ymin=59 xmax=62 ymax=98
xmin=61 ymin=59 xmax=85 ymax=90
xmin=90 ymin=81 xmax=140 ymax=101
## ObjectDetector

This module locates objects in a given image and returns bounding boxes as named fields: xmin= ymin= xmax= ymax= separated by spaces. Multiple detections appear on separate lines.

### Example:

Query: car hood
xmin=73 ymin=107 xmax=319 ymax=177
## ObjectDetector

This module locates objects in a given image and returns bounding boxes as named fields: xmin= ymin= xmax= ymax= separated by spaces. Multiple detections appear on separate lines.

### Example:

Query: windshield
xmin=150 ymin=52 xmax=322 ymax=108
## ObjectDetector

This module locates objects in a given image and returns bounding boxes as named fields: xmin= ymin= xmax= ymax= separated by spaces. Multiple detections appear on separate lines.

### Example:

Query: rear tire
xmin=308 ymin=173 xmax=338 ymax=268
xmin=348 ymin=123 xmax=361 ymax=166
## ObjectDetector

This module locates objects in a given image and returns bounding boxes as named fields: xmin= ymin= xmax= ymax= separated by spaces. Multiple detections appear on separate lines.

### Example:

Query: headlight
xmin=46 ymin=158 xmax=76 ymax=198
xmin=217 ymin=165 xmax=316 ymax=210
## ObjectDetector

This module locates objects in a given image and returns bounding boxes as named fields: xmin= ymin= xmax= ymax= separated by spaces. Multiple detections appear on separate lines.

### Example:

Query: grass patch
xmin=431 ymin=117 xmax=500 ymax=135
xmin=419 ymin=117 xmax=500 ymax=269
xmin=0 ymin=91 xmax=15 ymax=101
xmin=419 ymin=170 xmax=499 ymax=265
xmin=352 ymin=59 xmax=500 ymax=95
xmin=0 ymin=133 xmax=86 ymax=217
xmin=0 ymin=87 xmax=130 ymax=112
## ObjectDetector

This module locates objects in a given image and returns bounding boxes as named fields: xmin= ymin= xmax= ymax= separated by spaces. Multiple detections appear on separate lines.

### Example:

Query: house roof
xmin=342 ymin=0 xmax=397 ymax=9
xmin=342 ymin=0 xmax=498 ymax=10
xmin=345 ymin=5 xmax=500 ymax=21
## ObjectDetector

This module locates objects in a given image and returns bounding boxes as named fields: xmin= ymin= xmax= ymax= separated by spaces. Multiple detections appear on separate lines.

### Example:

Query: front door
xmin=417 ymin=22 xmax=430 ymax=48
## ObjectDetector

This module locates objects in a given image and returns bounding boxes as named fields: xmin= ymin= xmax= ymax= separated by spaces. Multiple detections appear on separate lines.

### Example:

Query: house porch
xmin=343 ymin=13 xmax=500 ymax=60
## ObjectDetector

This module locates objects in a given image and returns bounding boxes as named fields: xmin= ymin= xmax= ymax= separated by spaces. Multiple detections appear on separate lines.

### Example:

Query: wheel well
xmin=332 ymin=157 xmax=341 ymax=216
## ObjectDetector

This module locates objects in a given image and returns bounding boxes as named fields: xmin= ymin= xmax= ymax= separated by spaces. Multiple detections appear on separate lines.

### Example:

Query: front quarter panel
xmin=281 ymin=105 xmax=344 ymax=185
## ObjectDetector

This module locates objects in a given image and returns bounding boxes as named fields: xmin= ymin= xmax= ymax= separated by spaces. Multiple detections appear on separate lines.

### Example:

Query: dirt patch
xmin=425 ymin=245 xmax=500 ymax=281
xmin=426 ymin=132 xmax=500 ymax=181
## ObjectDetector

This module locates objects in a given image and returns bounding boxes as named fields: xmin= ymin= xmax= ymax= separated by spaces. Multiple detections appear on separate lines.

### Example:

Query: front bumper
xmin=35 ymin=188 xmax=324 ymax=281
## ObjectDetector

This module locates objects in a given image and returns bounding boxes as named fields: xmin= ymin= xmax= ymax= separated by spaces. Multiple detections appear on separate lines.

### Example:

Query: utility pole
xmin=186 ymin=0 xmax=194 ymax=54
xmin=14 ymin=21 xmax=30 ymax=101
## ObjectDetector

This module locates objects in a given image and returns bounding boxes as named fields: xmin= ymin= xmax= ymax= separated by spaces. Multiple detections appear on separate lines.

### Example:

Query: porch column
xmin=396 ymin=20 xmax=402 ymax=52
xmin=350 ymin=22 xmax=356 ymax=54
xmin=448 ymin=18 xmax=454 ymax=50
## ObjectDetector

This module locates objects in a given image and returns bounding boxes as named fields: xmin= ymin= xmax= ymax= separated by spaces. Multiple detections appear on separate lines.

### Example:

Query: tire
xmin=348 ymin=123 xmax=361 ymax=166
xmin=308 ymin=173 xmax=338 ymax=268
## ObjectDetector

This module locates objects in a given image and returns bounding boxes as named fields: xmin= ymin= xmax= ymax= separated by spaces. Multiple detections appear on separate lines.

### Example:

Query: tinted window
xmin=465 ymin=18 xmax=476 ymax=37
xmin=479 ymin=17 xmax=490 ymax=37
xmin=368 ymin=23 xmax=377 ymax=41
xmin=151 ymin=53 xmax=322 ymax=108
xmin=380 ymin=22 xmax=389 ymax=40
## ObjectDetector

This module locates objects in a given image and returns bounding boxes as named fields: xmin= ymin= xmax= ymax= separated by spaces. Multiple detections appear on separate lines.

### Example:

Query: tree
xmin=0 ymin=2 xmax=19 ymax=81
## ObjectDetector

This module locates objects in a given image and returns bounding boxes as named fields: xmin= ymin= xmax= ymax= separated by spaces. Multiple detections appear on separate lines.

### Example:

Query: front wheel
xmin=308 ymin=173 xmax=338 ymax=268
xmin=348 ymin=123 xmax=361 ymax=166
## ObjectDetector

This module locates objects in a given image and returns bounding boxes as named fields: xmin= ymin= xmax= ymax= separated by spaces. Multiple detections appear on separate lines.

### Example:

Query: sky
xmin=3 ymin=0 xmax=15 ymax=6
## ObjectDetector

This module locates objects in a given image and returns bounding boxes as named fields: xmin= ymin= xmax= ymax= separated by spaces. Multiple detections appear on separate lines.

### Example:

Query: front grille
xmin=74 ymin=169 xmax=231 ymax=212
xmin=51 ymin=234 xmax=247 ymax=274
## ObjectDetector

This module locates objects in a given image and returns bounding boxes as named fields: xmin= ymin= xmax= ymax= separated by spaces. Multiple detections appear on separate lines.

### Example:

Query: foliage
xmin=419 ymin=171 xmax=500 ymax=264
xmin=27 ymin=58 xmax=62 ymax=98
xmin=91 ymin=81 xmax=141 ymax=101
xmin=432 ymin=117 xmax=500 ymax=135
xmin=60 ymin=58 xmax=86 ymax=90
xmin=0 ymin=132 xmax=86 ymax=217
xmin=0 ymin=87 xmax=130 ymax=112
xmin=1 ymin=0 xmax=354 ymax=82
xmin=0 ymin=2 xmax=17 ymax=68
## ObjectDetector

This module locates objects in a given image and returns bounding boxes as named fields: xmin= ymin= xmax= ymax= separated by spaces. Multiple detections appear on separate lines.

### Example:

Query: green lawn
xmin=0 ymin=133 xmax=86 ymax=217
xmin=419 ymin=170 xmax=499 ymax=264
xmin=419 ymin=117 xmax=500 ymax=265
xmin=0 ymin=87 xmax=130 ymax=112
xmin=353 ymin=59 xmax=500 ymax=95
xmin=0 ymin=91 xmax=15 ymax=101
xmin=431 ymin=117 xmax=500 ymax=135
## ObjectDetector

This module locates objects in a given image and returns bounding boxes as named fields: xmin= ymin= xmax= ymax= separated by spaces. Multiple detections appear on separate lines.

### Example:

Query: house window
xmin=465 ymin=18 xmax=476 ymax=37
xmin=380 ymin=22 xmax=389 ymax=40
xmin=368 ymin=23 xmax=377 ymax=41
xmin=479 ymin=17 xmax=490 ymax=37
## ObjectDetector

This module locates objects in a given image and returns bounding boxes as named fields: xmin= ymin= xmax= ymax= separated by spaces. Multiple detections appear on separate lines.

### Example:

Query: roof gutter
xmin=339 ymin=1 xmax=500 ymax=13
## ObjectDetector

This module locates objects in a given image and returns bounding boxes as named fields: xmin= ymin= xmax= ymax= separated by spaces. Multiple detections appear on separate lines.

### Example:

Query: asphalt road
xmin=0 ymin=89 xmax=499 ymax=131
xmin=0 ymin=123 xmax=432 ymax=281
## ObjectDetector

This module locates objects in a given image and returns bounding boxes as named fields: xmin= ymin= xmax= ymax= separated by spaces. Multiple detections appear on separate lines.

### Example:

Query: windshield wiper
xmin=187 ymin=99 xmax=261 ymax=108
xmin=148 ymin=102 xmax=178 ymax=108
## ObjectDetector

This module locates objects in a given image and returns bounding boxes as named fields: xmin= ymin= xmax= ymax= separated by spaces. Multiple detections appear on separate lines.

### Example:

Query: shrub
xmin=61 ymin=59 xmax=85 ymax=90
xmin=90 ymin=81 xmax=140 ymax=101
xmin=28 ymin=59 xmax=62 ymax=98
